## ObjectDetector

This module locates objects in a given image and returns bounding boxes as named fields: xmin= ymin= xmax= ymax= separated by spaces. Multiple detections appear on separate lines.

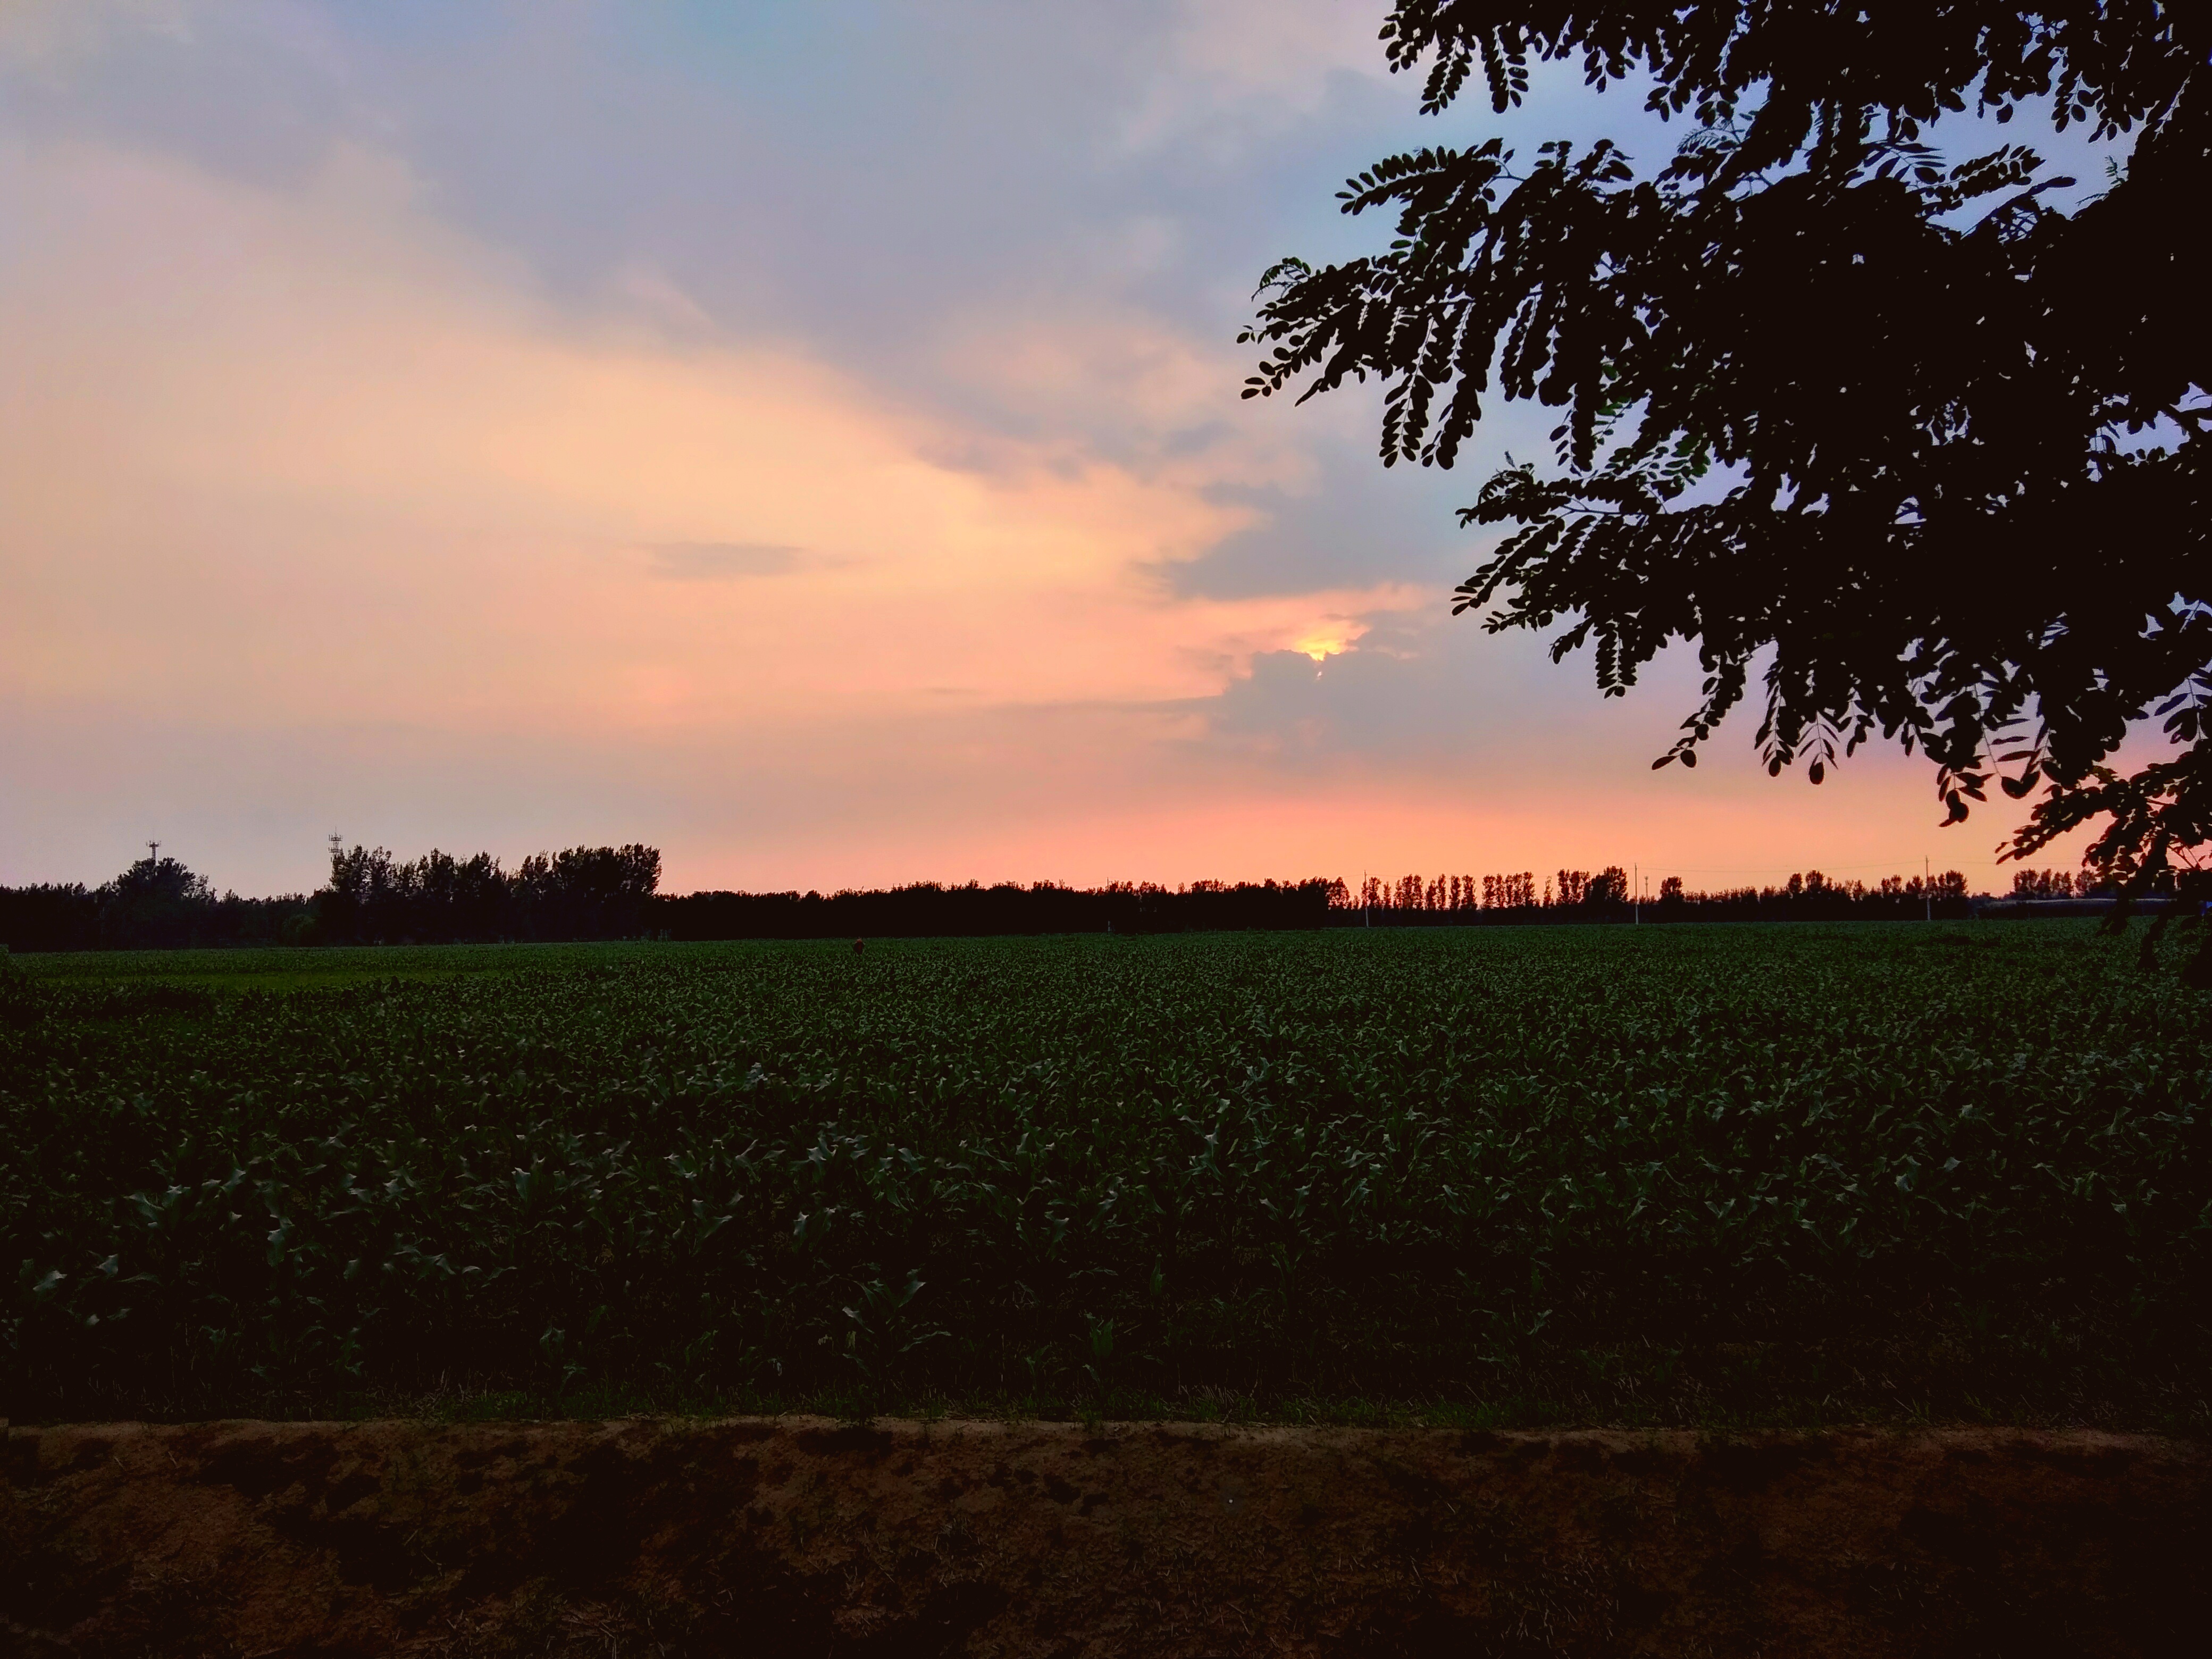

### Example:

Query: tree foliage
xmin=317 ymin=842 xmax=664 ymax=944
xmin=1244 ymin=2 xmax=2208 ymax=896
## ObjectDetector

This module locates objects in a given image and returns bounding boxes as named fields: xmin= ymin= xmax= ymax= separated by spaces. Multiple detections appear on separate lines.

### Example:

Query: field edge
xmin=8 ymin=1415 xmax=2208 ymax=1656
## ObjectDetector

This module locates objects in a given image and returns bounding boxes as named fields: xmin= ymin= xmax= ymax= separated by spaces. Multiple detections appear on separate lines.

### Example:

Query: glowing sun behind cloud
xmin=1292 ymin=625 xmax=1362 ymax=663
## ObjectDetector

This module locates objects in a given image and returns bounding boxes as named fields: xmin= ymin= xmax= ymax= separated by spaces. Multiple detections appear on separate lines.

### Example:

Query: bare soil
xmin=5 ymin=1418 xmax=2207 ymax=1657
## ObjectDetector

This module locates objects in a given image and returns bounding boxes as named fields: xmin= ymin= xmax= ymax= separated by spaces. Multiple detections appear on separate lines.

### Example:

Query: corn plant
xmin=3 ymin=924 xmax=2207 ymax=1426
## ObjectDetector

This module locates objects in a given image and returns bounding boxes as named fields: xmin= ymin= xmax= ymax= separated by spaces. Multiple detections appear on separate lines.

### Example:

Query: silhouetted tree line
xmin=0 ymin=845 xmax=658 ymax=952
xmin=317 ymin=843 xmax=662 ymax=943
xmin=0 ymin=851 xmax=1346 ymax=950
xmin=0 ymin=856 xmax=313 ymax=953
xmin=1348 ymin=867 xmax=1992 ymax=924
xmin=2011 ymin=867 xmax=2101 ymax=900
xmin=660 ymin=878 xmax=1347 ymax=941
xmin=11 ymin=847 xmax=2182 ymax=954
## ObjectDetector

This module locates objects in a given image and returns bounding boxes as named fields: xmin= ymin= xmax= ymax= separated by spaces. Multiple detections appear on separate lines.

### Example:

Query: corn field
xmin=5 ymin=924 xmax=2208 ymax=1426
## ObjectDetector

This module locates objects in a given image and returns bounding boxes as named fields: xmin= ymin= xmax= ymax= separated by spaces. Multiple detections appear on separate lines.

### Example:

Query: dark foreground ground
xmin=6 ymin=1417 xmax=2207 ymax=1657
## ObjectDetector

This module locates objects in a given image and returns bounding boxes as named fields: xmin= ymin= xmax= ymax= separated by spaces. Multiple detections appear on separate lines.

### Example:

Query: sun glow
xmin=1293 ymin=630 xmax=1355 ymax=663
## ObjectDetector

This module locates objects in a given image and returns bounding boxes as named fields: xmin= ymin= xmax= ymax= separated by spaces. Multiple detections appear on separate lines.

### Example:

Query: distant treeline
xmin=1354 ymin=866 xmax=1982 ymax=924
xmin=0 ymin=845 xmax=2153 ymax=954
xmin=320 ymin=844 xmax=662 ymax=944
xmin=0 ymin=845 xmax=660 ymax=953
xmin=662 ymin=879 xmax=1345 ymax=941
xmin=0 ymin=858 xmax=313 ymax=954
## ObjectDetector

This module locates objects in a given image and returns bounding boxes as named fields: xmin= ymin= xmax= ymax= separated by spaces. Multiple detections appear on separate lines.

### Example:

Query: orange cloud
xmin=0 ymin=141 xmax=1417 ymax=747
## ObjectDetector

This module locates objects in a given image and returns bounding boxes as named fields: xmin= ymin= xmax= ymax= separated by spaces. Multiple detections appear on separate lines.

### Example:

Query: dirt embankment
xmin=5 ymin=1418 xmax=2207 ymax=1657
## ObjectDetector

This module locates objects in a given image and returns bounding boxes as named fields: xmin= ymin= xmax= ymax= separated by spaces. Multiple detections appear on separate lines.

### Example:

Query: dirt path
xmin=6 ymin=1418 xmax=2208 ymax=1656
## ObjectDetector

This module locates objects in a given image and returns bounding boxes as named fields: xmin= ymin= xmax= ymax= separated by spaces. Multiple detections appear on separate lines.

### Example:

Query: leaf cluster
xmin=1245 ymin=3 xmax=2207 ymax=866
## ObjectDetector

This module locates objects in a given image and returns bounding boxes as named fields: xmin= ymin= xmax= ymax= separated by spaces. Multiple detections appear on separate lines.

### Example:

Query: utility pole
xmin=146 ymin=840 xmax=159 ymax=864
xmin=1925 ymin=856 xmax=1932 ymax=923
xmin=1633 ymin=862 xmax=1639 ymax=925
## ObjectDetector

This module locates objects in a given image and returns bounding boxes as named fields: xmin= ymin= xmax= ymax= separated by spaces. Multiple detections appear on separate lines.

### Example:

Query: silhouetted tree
xmin=315 ymin=842 xmax=664 ymax=944
xmin=1245 ymin=3 xmax=2207 ymax=942
xmin=99 ymin=855 xmax=216 ymax=949
xmin=513 ymin=843 xmax=661 ymax=940
xmin=0 ymin=885 xmax=99 ymax=952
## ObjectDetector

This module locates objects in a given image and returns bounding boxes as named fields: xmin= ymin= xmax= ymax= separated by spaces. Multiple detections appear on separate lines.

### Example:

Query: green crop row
xmin=4 ymin=924 xmax=2208 ymax=1426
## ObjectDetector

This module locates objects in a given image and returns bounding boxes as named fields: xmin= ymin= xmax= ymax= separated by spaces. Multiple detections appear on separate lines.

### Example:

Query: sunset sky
xmin=1 ymin=1 xmax=2129 ymax=897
